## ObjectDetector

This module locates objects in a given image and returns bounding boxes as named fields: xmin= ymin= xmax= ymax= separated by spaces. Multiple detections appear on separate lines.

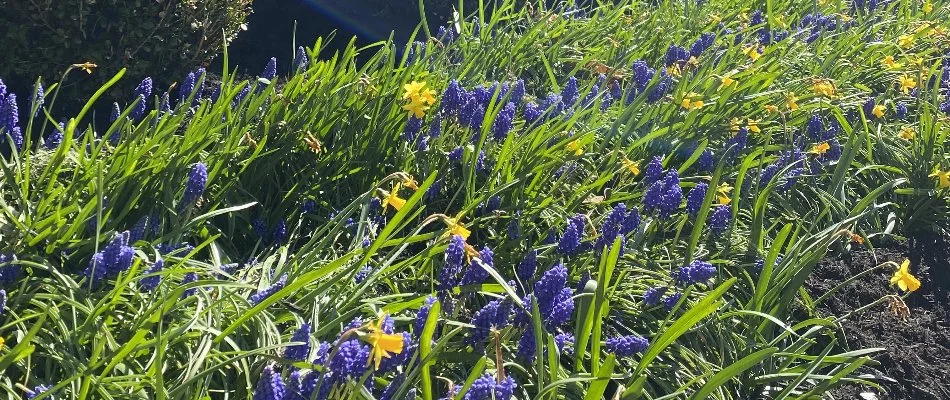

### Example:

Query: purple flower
xmin=605 ymin=335 xmax=649 ymax=356
xmin=561 ymin=76 xmax=580 ymax=106
xmin=439 ymin=235 xmax=466 ymax=290
xmin=414 ymin=295 xmax=437 ymax=338
xmin=261 ymin=57 xmax=278 ymax=80
xmin=517 ymin=249 xmax=538 ymax=283
xmin=664 ymin=292 xmax=682 ymax=311
xmin=45 ymin=122 xmax=64 ymax=149
xmin=643 ymin=170 xmax=683 ymax=219
xmin=517 ymin=326 xmax=536 ymax=361
xmin=464 ymin=374 xmax=517 ymax=400
xmin=643 ymin=286 xmax=667 ymax=306
xmin=676 ymin=260 xmax=716 ymax=285
xmin=295 ymin=46 xmax=310 ymax=71
xmin=896 ymin=101 xmax=907 ymax=119
xmin=709 ymin=205 xmax=731 ymax=234
xmin=250 ymin=274 xmax=287 ymax=305
xmin=647 ymin=73 xmax=672 ymax=103
xmin=254 ymin=365 xmax=286 ymax=400
xmin=644 ymin=156 xmax=664 ymax=184
xmin=139 ymin=258 xmax=164 ymax=292
xmin=557 ymin=215 xmax=587 ymax=256
xmin=329 ymin=339 xmax=369 ymax=381
xmin=131 ymin=77 xmax=153 ymax=120
xmin=492 ymin=102 xmax=516 ymax=140
xmin=403 ymin=116 xmax=423 ymax=142
xmin=0 ymin=290 xmax=6 ymax=317
xmin=31 ymin=82 xmax=44 ymax=117
xmin=25 ymin=385 xmax=51 ymax=400
xmin=460 ymin=246 xmax=493 ymax=286
xmin=664 ymin=44 xmax=689 ymax=66
xmin=510 ymin=79 xmax=526 ymax=105
xmin=523 ymin=102 xmax=542 ymax=123
xmin=285 ymin=323 xmax=311 ymax=361
xmin=181 ymin=162 xmax=208 ymax=206
xmin=698 ymin=149 xmax=714 ymax=172
xmin=440 ymin=80 xmax=466 ymax=116
xmin=686 ymin=182 xmax=708 ymax=217
xmin=627 ymin=60 xmax=656 ymax=103
xmin=109 ymin=102 xmax=121 ymax=123
xmin=468 ymin=300 xmax=505 ymax=344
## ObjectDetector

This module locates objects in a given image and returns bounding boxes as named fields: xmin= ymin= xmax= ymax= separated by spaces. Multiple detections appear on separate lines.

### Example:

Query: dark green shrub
xmin=0 ymin=0 xmax=251 ymax=104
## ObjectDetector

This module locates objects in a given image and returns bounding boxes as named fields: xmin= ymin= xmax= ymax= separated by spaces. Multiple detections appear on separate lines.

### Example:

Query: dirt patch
xmin=807 ymin=235 xmax=950 ymax=399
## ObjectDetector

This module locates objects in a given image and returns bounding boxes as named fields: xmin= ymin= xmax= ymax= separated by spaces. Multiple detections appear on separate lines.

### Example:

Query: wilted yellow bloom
xmin=851 ymin=233 xmax=865 ymax=245
xmin=304 ymin=133 xmax=322 ymax=154
xmin=882 ymin=55 xmax=902 ymax=69
xmin=743 ymin=45 xmax=762 ymax=61
xmin=898 ymin=75 xmax=917 ymax=94
xmin=899 ymin=126 xmax=916 ymax=140
xmin=764 ymin=104 xmax=779 ymax=113
xmin=365 ymin=316 xmax=405 ymax=371
xmin=73 ymin=62 xmax=97 ymax=74
xmin=930 ymin=168 xmax=950 ymax=188
xmin=898 ymin=35 xmax=914 ymax=49
xmin=730 ymin=117 xmax=742 ymax=131
xmin=891 ymin=259 xmax=921 ymax=292
xmin=566 ymin=140 xmax=583 ymax=156
xmin=872 ymin=105 xmax=886 ymax=119
xmin=667 ymin=64 xmax=682 ymax=77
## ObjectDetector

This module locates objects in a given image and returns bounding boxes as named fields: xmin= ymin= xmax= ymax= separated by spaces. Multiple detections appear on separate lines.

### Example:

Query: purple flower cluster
xmin=83 ymin=231 xmax=135 ymax=286
xmin=643 ymin=170 xmax=683 ymax=219
xmin=709 ymin=205 xmax=732 ymax=234
xmin=468 ymin=299 xmax=512 ymax=344
xmin=685 ymin=182 xmax=708 ymax=217
xmin=605 ymin=335 xmax=649 ymax=356
xmin=138 ymin=257 xmax=164 ymax=292
xmin=250 ymin=274 xmax=287 ymax=305
xmin=676 ymin=260 xmax=717 ymax=286
xmin=440 ymin=235 xmax=467 ymax=292
xmin=459 ymin=246 xmax=494 ymax=286
xmin=254 ymin=365 xmax=286 ymax=400
xmin=284 ymin=323 xmax=311 ymax=361
xmin=626 ymin=60 xmax=656 ymax=104
xmin=595 ymin=203 xmax=640 ymax=250
xmin=0 ymin=85 xmax=23 ymax=149
xmin=558 ymin=215 xmax=589 ymax=256
xmin=181 ymin=162 xmax=208 ymax=207
xmin=643 ymin=286 xmax=667 ymax=306
xmin=518 ymin=263 xmax=574 ymax=331
xmin=464 ymin=374 xmax=517 ymax=400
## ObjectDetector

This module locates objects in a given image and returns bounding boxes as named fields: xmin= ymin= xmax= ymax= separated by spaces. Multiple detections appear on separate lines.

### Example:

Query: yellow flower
xmin=882 ymin=55 xmax=902 ymax=69
xmin=775 ymin=15 xmax=787 ymax=29
xmin=851 ymin=233 xmax=865 ymax=245
xmin=930 ymin=168 xmax=950 ymax=188
xmin=720 ymin=75 xmax=737 ymax=91
xmin=443 ymin=217 xmax=471 ymax=240
xmin=621 ymin=156 xmax=640 ymax=175
xmin=924 ymin=1 xmax=934 ymax=13
xmin=890 ymin=259 xmax=921 ymax=292
xmin=364 ymin=316 xmax=405 ymax=371
xmin=730 ymin=117 xmax=741 ymax=131
xmin=898 ymin=35 xmax=914 ymax=49
xmin=813 ymin=79 xmax=837 ymax=98
xmin=402 ymin=99 xmax=430 ymax=118
xmin=305 ymin=133 xmax=323 ymax=154
xmin=72 ymin=62 xmax=98 ymax=74
xmin=743 ymin=45 xmax=762 ymax=61
xmin=0 ymin=336 xmax=4 ymax=348
xmin=667 ymin=64 xmax=682 ymax=77
xmin=566 ymin=140 xmax=583 ymax=156
xmin=747 ymin=119 xmax=761 ymax=133
xmin=764 ymin=104 xmax=779 ymax=113
xmin=872 ymin=105 xmax=886 ymax=119
xmin=809 ymin=142 xmax=831 ymax=154
xmin=716 ymin=183 xmax=733 ymax=205
xmin=687 ymin=56 xmax=699 ymax=67
xmin=381 ymin=183 xmax=407 ymax=211
xmin=899 ymin=126 xmax=916 ymax=140
xmin=709 ymin=14 xmax=722 ymax=24
xmin=786 ymin=92 xmax=799 ymax=111
xmin=898 ymin=74 xmax=917 ymax=94
xmin=680 ymin=92 xmax=703 ymax=110
xmin=402 ymin=81 xmax=427 ymax=101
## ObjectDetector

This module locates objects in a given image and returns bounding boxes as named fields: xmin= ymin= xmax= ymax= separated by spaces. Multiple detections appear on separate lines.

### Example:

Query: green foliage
xmin=0 ymin=0 xmax=947 ymax=399
xmin=0 ymin=0 xmax=251 ymax=102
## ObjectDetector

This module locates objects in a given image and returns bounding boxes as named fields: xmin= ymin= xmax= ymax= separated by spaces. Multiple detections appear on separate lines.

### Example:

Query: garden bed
xmin=810 ymin=236 xmax=950 ymax=399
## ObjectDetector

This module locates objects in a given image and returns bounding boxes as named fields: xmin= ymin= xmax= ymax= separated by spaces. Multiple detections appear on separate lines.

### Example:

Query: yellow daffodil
xmin=443 ymin=217 xmax=471 ymax=240
xmin=621 ymin=156 xmax=640 ymax=175
xmin=899 ymin=126 xmax=916 ymax=140
xmin=898 ymin=75 xmax=917 ymax=94
xmin=381 ymin=183 xmax=407 ymax=211
xmin=720 ymin=75 xmax=737 ymax=91
xmin=747 ymin=119 xmax=761 ymax=133
xmin=786 ymin=92 xmax=800 ymax=111
xmin=872 ymin=105 xmax=886 ymax=119
xmin=567 ymin=140 xmax=583 ymax=156
xmin=716 ymin=183 xmax=733 ymax=205
xmin=809 ymin=142 xmax=831 ymax=154
xmin=930 ymin=168 xmax=950 ymax=188
xmin=364 ymin=316 xmax=405 ymax=371
xmin=0 ymin=336 xmax=4 ymax=348
xmin=730 ymin=117 xmax=742 ymax=131
xmin=898 ymin=35 xmax=914 ymax=49
xmin=764 ymin=104 xmax=779 ymax=113
xmin=882 ymin=55 xmax=902 ymax=69
xmin=924 ymin=1 xmax=934 ymax=13
xmin=891 ymin=259 xmax=921 ymax=292
xmin=402 ymin=99 xmax=430 ymax=118
xmin=813 ymin=79 xmax=837 ymax=98
xmin=402 ymin=81 xmax=427 ymax=100
xmin=775 ymin=15 xmax=787 ymax=29
xmin=743 ymin=45 xmax=762 ymax=61
xmin=710 ymin=14 xmax=722 ymax=24
xmin=73 ymin=62 xmax=98 ymax=74
xmin=680 ymin=92 xmax=703 ymax=110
